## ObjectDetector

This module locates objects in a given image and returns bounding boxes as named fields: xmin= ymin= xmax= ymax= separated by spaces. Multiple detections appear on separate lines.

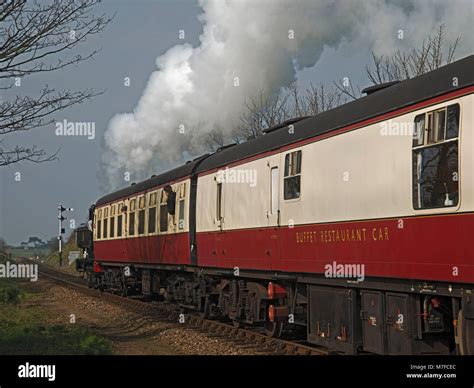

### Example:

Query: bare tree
xmin=0 ymin=0 xmax=112 ymax=166
xmin=231 ymin=82 xmax=345 ymax=144
xmin=237 ymin=89 xmax=291 ymax=140
xmin=203 ymin=127 xmax=226 ymax=153
xmin=333 ymin=78 xmax=361 ymax=100
xmin=334 ymin=25 xmax=460 ymax=100
xmin=366 ymin=25 xmax=459 ymax=84
xmin=202 ymin=89 xmax=292 ymax=151
xmin=302 ymin=82 xmax=346 ymax=115
xmin=335 ymin=24 xmax=461 ymax=101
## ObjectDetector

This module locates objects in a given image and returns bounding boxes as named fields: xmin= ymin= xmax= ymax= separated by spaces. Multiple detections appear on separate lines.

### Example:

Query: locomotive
xmin=77 ymin=54 xmax=474 ymax=355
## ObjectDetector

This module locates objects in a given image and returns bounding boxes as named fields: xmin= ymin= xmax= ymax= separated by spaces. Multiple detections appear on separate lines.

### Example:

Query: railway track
xmin=37 ymin=264 xmax=330 ymax=355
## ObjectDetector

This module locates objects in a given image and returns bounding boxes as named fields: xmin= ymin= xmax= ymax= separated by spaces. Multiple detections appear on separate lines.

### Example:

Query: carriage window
xmin=412 ymin=114 xmax=424 ymax=146
xmin=159 ymin=190 xmax=168 ymax=232
xmin=138 ymin=196 xmax=145 ymax=235
xmin=129 ymin=199 xmax=136 ymax=236
xmin=110 ymin=205 xmax=116 ymax=238
xmin=178 ymin=183 xmax=186 ymax=230
xmin=434 ymin=109 xmax=446 ymax=142
xmin=178 ymin=201 xmax=185 ymax=229
xmin=103 ymin=207 xmax=108 ymax=239
xmin=413 ymin=103 xmax=459 ymax=209
xmin=446 ymin=104 xmax=460 ymax=139
xmin=94 ymin=210 xmax=98 ymax=240
xmin=284 ymin=150 xmax=302 ymax=200
xmin=117 ymin=203 xmax=123 ymax=237
xmin=148 ymin=193 xmax=157 ymax=234
xmin=271 ymin=167 xmax=279 ymax=215
xmin=216 ymin=182 xmax=222 ymax=221
xmin=138 ymin=210 xmax=145 ymax=234
xmin=97 ymin=209 xmax=102 ymax=240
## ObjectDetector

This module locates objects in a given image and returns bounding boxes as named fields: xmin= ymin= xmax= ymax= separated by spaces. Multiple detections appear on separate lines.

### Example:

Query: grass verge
xmin=0 ymin=279 xmax=112 ymax=355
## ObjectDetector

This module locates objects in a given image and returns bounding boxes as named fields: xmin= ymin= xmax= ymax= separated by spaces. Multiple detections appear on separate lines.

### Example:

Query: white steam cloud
xmin=102 ymin=0 xmax=473 ymax=189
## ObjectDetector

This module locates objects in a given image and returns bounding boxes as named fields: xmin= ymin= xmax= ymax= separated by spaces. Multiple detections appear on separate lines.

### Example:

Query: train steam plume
xmin=102 ymin=0 xmax=472 ymax=189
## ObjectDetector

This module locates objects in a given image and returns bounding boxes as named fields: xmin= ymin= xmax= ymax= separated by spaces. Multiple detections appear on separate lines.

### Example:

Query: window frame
xmin=270 ymin=166 xmax=280 ymax=215
xmin=129 ymin=198 xmax=137 ymax=237
xmin=283 ymin=150 xmax=302 ymax=201
xmin=110 ymin=204 xmax=116 ymax=238
xmin=96 ymin=208 xmax=102 ymax=240
xmin=103 ymin=206 xmax=109 ymax=239
xmin=216 ymin=182 xmax=223 ymax=222
xmin=159 ymin=189 xmax=168 ymax=233
xmin=138 ymin=195 xmax=146 ymax=236
xmin=147 ymin=192 xmax=157 ymax=234
xmin=178 ymin=183 xmax=186 ymax=230
xmin=117 ymin=202 xmax=123 ymax=238
xmin=412 ymin=102 xmax=461 ymax=211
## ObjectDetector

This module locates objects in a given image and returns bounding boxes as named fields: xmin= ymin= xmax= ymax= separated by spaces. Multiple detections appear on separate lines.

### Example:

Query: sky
xmin=0 ymin=0 xmax=472 ymax=245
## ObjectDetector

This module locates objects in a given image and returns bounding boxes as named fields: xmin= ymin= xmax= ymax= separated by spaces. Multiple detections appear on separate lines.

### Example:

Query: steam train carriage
xmin=77 ymin=55 xmax=474 ymax=355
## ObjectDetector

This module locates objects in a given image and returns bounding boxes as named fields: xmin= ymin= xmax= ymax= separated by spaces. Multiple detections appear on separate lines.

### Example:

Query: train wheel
xmin=265 ymin=321 xmax=283 ymax=338
xmin=457 ymin=309 xmax=474 ymax=355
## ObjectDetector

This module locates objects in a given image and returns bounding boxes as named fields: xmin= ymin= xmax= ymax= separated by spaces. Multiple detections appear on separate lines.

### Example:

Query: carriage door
xmin=212 ymin=179 xmax=225 ymax=261
xmin=268 ymin=165 xmax=281 ymax=270
xmin=268 ymin=166 xmax=280 ymax=226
